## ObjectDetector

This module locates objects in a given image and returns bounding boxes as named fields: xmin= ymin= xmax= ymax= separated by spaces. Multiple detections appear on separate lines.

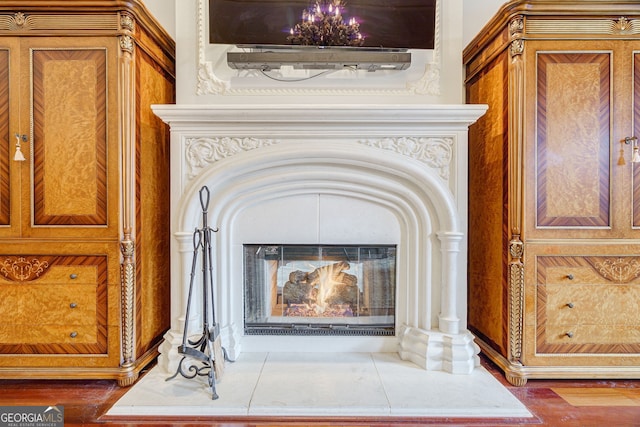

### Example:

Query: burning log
xmin=282 ymin=261 xmax=359 ymax=317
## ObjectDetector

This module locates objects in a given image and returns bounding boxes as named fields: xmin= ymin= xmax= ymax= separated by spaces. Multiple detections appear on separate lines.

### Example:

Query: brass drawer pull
xmin=565 ymin=332 xmax=574 ymax=338
xmin=567 ymin=274 xmax=574 ymax=280
xmin=70 ymin=274 xmax=78 ymax=279
xmin=69 ymin=302 xmax=77 ymax=309
xmin=69 ymin=331 xmax=78 ymax=338
xmin=566 ymin=302 xmax=574 ymax=308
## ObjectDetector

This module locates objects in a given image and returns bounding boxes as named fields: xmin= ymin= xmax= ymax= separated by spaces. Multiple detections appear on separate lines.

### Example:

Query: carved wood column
xmin=119 ymin=12 xmax=137 ymax=375
xmin=507 ymin=15 xmax=526 ymax=384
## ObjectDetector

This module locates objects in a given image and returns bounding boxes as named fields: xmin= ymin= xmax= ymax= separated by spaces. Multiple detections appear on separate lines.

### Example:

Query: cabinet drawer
xmin=0 ymin=256 xmax=101 ymax=284
xmin=543 ymin=325 xmax=640 ymax=346
xmin=0 ymin=284 xmax=97 ymax=324
xmin=30 ymin=265 xmax=98 ymax=284
xmin=536 ymin=255 xmax=640 ymax=354
xmin=0 ymin=254 xmax=109 ymax=354
xmin=545 ymin=283 xmax=640 ymax=325
xmin=0 ymin=324 xmax=100 ymax=345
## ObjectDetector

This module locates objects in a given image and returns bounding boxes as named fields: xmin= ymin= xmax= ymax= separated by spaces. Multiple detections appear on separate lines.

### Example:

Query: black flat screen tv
xmin=209 ymin=0 xmax=436 ymax=50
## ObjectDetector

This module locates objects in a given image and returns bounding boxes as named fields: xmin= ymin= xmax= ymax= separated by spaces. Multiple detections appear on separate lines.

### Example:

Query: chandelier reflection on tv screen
xmin=209 ymin=0 xmax=436 ymax=51
xmin=287 ymin=0 xmax=364 ymax=46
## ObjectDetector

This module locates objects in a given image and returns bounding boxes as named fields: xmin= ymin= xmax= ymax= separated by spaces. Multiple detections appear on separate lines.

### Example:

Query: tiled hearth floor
xmin=1 ymin=352 xmax=640 ymax=426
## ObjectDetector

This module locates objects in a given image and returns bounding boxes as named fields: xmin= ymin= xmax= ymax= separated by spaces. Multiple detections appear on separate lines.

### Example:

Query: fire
xmin=282 ymin=261 xmax=358 ymax=318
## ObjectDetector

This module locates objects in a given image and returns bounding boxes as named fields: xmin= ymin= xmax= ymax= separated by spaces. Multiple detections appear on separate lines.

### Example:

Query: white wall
xmin=141 ymin=0 xmax=176 ymax=39
xmin=462 ymin=0 xmax=506 ymax=46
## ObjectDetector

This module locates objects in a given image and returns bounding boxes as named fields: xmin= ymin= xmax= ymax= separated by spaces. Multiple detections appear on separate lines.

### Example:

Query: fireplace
xmin=152 ymin=103 xmax=486 ymax=375
xmin=243 ymin=244 xmax=396 ymax=336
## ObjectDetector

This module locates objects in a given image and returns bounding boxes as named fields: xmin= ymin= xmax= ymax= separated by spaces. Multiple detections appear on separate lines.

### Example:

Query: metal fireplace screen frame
xmin=243 ymin=244 xmax=396 ymax=336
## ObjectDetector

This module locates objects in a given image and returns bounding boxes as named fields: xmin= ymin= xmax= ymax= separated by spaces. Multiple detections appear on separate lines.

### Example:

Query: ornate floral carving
xmin=119 ymin=35 xmax=134 ymax=54
xmin=120 ymin=13 xmax=135 ymax=32
xmin=1 ymin=256 xmax=50 ymax=282
xmin=358 ymin=137 xmax=453 ymax=180
xmin=613 ymin=16 xmax=633 ymax=33
xmin=510 ymin=39 xmax=524 ymax=57
xmin=185 ymin=137 xmax=280 ymax=179
xmin=586 ymin=257 xmax=640 ymax=284
xmin=509 ymin=16 xmax=524 ymax=38
xmin=509 ymin=239 xmax=524 ymax=259
xmin=14 ymin=12 xmax=26 ymax=28
xmin=197 ymin=62 xmax=229 ymax=95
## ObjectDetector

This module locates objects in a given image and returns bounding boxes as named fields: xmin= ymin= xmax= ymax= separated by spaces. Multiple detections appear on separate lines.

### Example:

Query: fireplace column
xmin=437 ymin=231 xmax=463 ymax=334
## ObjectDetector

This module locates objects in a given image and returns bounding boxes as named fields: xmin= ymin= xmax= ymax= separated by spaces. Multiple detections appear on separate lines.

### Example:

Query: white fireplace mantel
xmin=153 ymin=103 xmax=486 ymax=375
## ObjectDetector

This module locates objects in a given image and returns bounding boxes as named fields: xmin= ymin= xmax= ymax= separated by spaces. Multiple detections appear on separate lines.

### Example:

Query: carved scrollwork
xmin=358 ymin=137 xmax=453 ymax=180
xmin=197 ymin=62 xmax=230 ymax=96
xmin=585 ymin=257 xmax=640 ymax=284
xmin=185 ymin=137 xmax=280 ymax=179
xmin=1 ymin=256 xmax=50 ymax=282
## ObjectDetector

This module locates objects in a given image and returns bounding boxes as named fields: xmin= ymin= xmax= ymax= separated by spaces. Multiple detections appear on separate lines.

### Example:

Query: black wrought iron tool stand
xmin=167 ymin=186 xmax=230 ymax=400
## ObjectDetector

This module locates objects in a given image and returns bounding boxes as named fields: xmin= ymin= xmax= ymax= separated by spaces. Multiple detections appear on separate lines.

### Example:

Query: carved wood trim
xmin=509 ymin=253 xmax=524 ymax=361
xmin=0 ymin=255 xmax=51 ymax=281
xmin=584 ymin=257 xmax=640 ymax=284
xmin=0 ymin=12 xmax=119 ymax=32
xmin=506 ymin=15 xmax=526 ymax=364
xmin=119 ymin=17 xmax=137 ymax=367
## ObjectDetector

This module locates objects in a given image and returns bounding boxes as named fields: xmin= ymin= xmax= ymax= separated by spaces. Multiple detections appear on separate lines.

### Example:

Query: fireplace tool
xmin=167 ymin=185 xmax=229 ymax=400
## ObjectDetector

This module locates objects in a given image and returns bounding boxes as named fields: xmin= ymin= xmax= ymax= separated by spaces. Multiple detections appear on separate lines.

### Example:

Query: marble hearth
xmin=152 ymin=103 xmax=486 ymax=376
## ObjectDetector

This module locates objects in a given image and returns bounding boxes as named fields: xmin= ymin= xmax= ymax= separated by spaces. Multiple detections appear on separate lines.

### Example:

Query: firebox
xmin=243 ymin=244 xmax=396 ymax=336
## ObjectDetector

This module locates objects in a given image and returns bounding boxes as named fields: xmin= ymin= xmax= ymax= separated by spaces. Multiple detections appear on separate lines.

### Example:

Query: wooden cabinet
xmin=0 ymin=1 xmax=175 ymax=386
xmin=464 ymin=1 xmax=640 ymax=385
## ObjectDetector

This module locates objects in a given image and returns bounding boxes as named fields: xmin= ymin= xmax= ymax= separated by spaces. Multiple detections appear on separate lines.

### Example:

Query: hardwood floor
xmin=1 ymin=354 xmax=639 ymax=426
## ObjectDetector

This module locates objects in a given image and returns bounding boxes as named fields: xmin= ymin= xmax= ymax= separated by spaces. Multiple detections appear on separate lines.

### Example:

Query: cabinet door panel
xmin=633 ymin=52 xmax=640 ymax=228
xmin=0 ymin=48 xmax=9 ymax=226
xmin=31 ymin=48 xmax=108 ymax=227
xmin=536 ymin=52 xmax=611 ymax=228
xmin=0 ymin=39 xmax=23 ymax=238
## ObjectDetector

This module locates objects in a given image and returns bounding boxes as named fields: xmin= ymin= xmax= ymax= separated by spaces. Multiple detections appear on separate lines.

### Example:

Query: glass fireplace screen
xmin=244 ymin=244 xmax=396 ymax=336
